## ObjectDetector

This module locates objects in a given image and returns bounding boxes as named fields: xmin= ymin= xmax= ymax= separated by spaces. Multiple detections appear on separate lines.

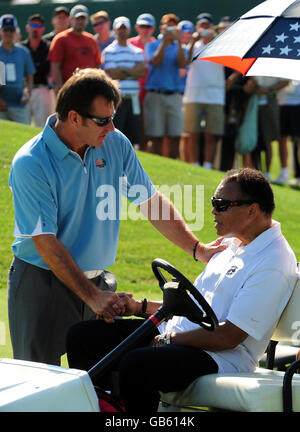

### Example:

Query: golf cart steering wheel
xmin=152 ymin=258 xmax=219 ymax=331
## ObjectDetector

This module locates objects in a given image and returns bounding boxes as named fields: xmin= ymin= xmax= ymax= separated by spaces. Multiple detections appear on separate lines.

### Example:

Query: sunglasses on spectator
xmin=211 ymin=196 xmax=255 ymax=212
xmin=138 ymin=24 xmax=152 ymax=28
xmin=29 ymin=23 xmax=44 ymax=28
xmin=84 ymin=112 xmax=115 ymax=127
xmin=93 ymin=20 xmax=108 ymax=26
xmin=2 ymin=28 xmax=15 ymax=32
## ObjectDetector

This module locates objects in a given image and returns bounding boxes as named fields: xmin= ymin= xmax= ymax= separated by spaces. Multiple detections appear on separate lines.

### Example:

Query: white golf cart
xmin=0 ymin=260 xmax=300 ymax=412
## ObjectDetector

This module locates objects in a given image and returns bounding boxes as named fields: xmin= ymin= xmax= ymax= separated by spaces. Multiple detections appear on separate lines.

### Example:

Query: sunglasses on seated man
xmin=211 ymin=196 xmax=255 ymax=212
xmin=83 ymin=112 xmax=116 ymax=127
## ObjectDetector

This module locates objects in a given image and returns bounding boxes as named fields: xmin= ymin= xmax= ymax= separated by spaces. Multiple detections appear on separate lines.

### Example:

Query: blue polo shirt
xmin=145 ymin=38 xmax=188 ymax=92
xmin=0 ymin=43 xmax=35 ymax=107
xmin=9 ymin=115 xmax=156 ymax=271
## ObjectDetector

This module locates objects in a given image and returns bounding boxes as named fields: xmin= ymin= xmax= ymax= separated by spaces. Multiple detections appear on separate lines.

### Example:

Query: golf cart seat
xmin=159 ymin=275 xmax=300 ymax=412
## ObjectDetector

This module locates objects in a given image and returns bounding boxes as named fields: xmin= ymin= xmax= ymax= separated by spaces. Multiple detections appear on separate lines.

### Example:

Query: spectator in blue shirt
xmin=144 ymin=13 xmax=187 ymax=158
xmin=0 ymin=14 xmax=35 ymax=124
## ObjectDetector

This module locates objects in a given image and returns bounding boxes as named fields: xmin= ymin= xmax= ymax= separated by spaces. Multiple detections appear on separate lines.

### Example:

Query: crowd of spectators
xmin=0 ymin=6 xmax=300 ymax=184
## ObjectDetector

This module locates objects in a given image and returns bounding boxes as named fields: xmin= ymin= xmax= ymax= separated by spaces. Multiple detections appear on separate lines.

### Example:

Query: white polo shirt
xmin=160 ymin=221 xmax=298 ymax=373
xmin=183 ymin=40 xmax=225 ymax=105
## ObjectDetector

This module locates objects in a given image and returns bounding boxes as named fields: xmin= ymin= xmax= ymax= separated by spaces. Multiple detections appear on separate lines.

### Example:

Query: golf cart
xmin=0 ymin=259 xmax=299 ymax=412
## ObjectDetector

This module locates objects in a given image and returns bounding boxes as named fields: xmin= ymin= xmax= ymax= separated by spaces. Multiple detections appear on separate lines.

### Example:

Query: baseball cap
xmin=0 ymin=14 xmax=18 ymax=30
xmin=53 ymin=6 xmax=69 ymax=16
xmin=113 ymin=16 xmax=131 ymax=30
xmin=196 ymin=12 xmax=213 ymax=24
xmin=91 ymin=10 xmax=110 ymax=24
xmin=160 ymin=13 xmax=179 ymax=25
xmin=70 ymin=4 xmax=89 ymax=19
xmin=136 ymin=13 xmax=155 ymax=27
xmin=217 ymin=16 xmax=233 ymax=28
xmin=27 ymin=14 xmax=44 ymax=24
xmin=178 ymin=20 xmax=194 ymax=33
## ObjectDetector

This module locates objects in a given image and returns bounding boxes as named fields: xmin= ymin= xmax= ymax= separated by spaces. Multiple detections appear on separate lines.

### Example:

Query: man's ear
xmin=249 ymin=203 xmax=258 ymax=215
xmin=68 ymin=110 xmax=81 ymax=127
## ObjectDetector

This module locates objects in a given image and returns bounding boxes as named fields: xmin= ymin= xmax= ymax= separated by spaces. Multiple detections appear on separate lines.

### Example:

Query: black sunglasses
xmin=93 ymin=20 xmax=108 ymax=26
xmin=211 ymin=196 xmax=255 ymax=212
xmin=84 ymin=112 xmax=115 ymax=127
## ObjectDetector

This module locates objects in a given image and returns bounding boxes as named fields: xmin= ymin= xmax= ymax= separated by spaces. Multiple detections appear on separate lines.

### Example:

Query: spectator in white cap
xmin=48 ymin=4 xmax=101 ymax=88
xmin=102 ymin=16 xmax=146 ymax=148
xmin=0 ymin=14 xmax=35 ymax=124
xmin=177 ymin=20 xmax=194 ymax=162
xmin=216 ymin=16 xmax=233 ymax=34
xmin=128 ymin=13 xmax=156 ymax=151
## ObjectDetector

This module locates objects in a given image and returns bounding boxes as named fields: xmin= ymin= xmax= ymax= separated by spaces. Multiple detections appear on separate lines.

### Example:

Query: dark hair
xmin=56 ymin=68 xmax=121 ymax=121
xmin=222 ymin=168 xmax=275 ymax=215
xmin=28 ymin=14 xmax=44 ymax=24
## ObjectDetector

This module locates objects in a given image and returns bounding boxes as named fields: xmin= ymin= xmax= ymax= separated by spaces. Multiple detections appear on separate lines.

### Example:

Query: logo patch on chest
xmin=95 ymin=158 xmax=106 ymax=170
xmin=226 ymin=265 xmax=238 ymax=277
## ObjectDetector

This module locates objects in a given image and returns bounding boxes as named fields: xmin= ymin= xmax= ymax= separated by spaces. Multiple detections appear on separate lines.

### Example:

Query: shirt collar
xmin=42 ymin=114 xmax=72 ymax=161
xmin=236 ymin=220 xmax=281 ymax=256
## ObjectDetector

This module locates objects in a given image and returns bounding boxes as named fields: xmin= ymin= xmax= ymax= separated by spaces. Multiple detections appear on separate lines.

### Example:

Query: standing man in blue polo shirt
xmin=0 ymin=14 xmax=35 ymax=124
xmin=8 ymin=67 xmax=225 ymax=365
xmin=144 ymin=13 xmax=187 ymax=158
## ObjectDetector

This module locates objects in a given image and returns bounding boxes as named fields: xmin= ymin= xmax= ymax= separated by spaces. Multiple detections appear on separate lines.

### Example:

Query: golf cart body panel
xmin=0 ymin=358 xmax=100 ymax=412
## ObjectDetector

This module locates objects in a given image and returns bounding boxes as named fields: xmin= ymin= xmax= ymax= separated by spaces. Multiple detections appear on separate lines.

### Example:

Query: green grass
xmin=0 ymin=120 xmax=300 ymax=363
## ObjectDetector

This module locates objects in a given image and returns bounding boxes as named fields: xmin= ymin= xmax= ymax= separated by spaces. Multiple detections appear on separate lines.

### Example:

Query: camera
xmin=166 ymin=26 xmax=176 ymax=33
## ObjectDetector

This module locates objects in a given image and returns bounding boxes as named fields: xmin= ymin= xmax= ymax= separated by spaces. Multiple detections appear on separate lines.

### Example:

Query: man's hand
xmin=196 ymin=237 xmax=227 ymax=263
xmin=115 ymin=293 xmax=140 ymax=316
xmin=20 ymin=88 xmax=30 ymax=105
xmin=96 ymin=293 xmax=138 ymax=322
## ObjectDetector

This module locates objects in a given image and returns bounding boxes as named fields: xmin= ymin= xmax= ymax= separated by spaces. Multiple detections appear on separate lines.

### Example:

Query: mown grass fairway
xmin=0 ymin=120 xmax=299 ymax=362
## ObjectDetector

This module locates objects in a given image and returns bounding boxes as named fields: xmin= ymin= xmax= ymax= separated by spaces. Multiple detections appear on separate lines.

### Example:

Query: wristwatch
xmin=156 ymin=333 xmax=172 ymax=346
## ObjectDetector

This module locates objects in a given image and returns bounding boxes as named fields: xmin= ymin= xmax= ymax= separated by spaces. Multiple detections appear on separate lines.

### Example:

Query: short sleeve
xmin=120 ymin=134 xmax=156 ymax=205
xmin=47 ymin=35 xmax=64 ymax=63
xmin=9 ymin=155 xmax=58 ymax=237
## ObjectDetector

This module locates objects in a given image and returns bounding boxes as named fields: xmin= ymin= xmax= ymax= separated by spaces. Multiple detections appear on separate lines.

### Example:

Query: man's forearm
xmin=170 ymin=321 xmax=248 ymax=351
xmin=177 ymin=42 xmax=187 ymax=68
xmin=33 ymin=234 xmax=101 ymax=305
xmin=139 ymin=192 xmax=199 ymax=257
xmin=150 ymin=40 xmax=167 ymax=66
xmin=50 ymin=62 xmax=63 ymax=88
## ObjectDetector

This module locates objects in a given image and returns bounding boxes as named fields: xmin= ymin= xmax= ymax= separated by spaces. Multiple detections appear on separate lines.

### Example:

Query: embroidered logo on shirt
xmin=95 ymin=158 xmax=106 ymax=170
xmin=226 ymin=265 xmax=238 ymax=277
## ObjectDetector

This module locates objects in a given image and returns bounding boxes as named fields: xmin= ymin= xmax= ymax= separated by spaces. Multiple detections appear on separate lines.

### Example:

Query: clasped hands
xmin=96 ymin=291 xmax=140 ymax=323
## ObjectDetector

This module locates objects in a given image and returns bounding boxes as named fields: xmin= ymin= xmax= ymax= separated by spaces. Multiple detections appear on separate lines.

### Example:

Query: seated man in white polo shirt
xmin=67 ymin=167 xmax=298 ymax=413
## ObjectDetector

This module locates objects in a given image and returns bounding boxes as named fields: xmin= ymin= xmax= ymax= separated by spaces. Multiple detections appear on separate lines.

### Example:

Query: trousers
xmin=66 ymin=319 xmax=218 ymax=413
xmin=7 ymin=256 xmax=116 ymax=365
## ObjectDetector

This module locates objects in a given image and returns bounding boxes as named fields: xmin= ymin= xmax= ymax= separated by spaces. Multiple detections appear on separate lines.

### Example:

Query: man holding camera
xmin=144 ymin=13 xmax=187 ymax=158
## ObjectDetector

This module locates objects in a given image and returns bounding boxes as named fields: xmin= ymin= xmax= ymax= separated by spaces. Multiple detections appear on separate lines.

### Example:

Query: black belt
xmin=148 ymin=90 xmax=178 ymax=95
